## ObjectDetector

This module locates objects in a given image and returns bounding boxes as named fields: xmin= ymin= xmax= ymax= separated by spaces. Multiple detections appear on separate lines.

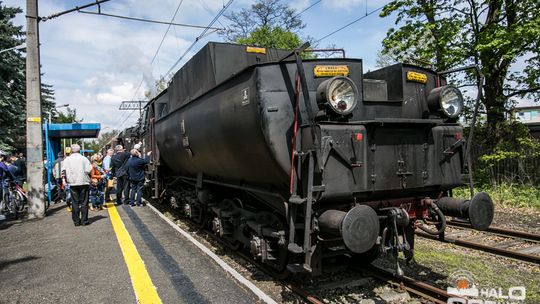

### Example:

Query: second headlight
xmin=316 ymin=76 xmax=358 ymax=115
xmin=427 ymin=85 xmax=464 ymax=118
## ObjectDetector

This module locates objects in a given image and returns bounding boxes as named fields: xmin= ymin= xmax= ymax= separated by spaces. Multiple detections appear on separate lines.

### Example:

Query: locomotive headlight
xmin=427 ymin=85 xmax=464 ymax=118
xmin=316 ymin=76 xmax=358 ymax=115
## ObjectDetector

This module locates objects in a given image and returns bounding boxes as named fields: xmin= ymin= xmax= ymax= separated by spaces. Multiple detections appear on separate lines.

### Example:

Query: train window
xmin=141 ymin=108 xmax=149 ymax=132
xmin=363 ymin=79 xmax=388 ymax=102
xmin=157 ymin=102 xmax=168 ymax=119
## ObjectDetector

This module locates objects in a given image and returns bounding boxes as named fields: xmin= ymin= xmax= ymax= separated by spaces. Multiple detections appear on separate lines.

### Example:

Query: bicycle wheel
xmin=8 ymin=190 xmax=18 ymax=219
xmin=16 ymin=191 xmax=25 ymax=212
xmin=0 ymin=193 xmax=5 ymax=214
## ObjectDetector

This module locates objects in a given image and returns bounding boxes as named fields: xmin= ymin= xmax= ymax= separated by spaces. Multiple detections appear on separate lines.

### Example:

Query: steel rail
xmin=204 ymin=228 xmax=323 ymax=304
xmin=416 ymin=231 xmax=540 ymax=265
xmin=358 ymin=265 xmax=459 ymax=304
xmin=446 ymin=221 xmax=540 ymax=243
xmin=149 ymin=200 xmax=323 ymax=304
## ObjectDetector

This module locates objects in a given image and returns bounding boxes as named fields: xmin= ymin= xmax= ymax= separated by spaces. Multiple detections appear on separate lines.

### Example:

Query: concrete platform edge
xmin=146 ymin=203 xmax=277 ymax=304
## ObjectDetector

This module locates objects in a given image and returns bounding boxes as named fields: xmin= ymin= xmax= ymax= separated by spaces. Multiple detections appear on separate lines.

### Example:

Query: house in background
xmin=514 ymin=105 xmax=540 ymax=139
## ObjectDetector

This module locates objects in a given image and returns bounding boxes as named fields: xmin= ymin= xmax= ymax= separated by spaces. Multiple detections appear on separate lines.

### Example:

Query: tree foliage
xmin=0 ymin=3 xmax=26 ymax=152
xmin=0 ymin=2 xmax=55 ymax=152
xmin=221 ymin=0 xmax=316 ymax=52
xmin=53 ymin=106 xmax=81 ymax=123
xmin=470 ymin=121 xmax=540 ymax=185
xmin=237 ymin=25 xmax=302 ymax=50
xmin=85 ymin=130 xmax=117 ymax=154
xmin=380 ymin=0 xmax=540 ymax=142
xmin=221 ymin=0 xmax=304 ymax=43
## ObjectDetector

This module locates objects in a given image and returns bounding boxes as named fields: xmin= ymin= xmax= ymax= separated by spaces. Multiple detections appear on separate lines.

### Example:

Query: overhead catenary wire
xmin=315 ymin=4 xmax=386 ymax=43
xmin=78 ymin=11 xmax=224 ymax=31
xmin=103 ymin=0 xmax=233 ymax=149
xmin=198 ymin=0 xmax=227 ymax=29
xmin=41 ymin=0 xmax=110 ymax=21
xmin=162 ymin=0 xmax=234 ymax=80
xmin=111 ymin=0 xmax=233 ymax=143
xmin=292 ymin=0 xmax=322 ymax=19
xmin=102 ymin=0 xmax=188 ymax=149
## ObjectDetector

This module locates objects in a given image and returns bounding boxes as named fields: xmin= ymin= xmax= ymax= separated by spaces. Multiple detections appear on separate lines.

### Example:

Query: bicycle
xmin=5 ymin=181 xmax=27 ymax=219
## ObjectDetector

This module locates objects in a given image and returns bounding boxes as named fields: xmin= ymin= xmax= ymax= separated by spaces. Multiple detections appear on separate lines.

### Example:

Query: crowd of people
xmin=0 ymin=142 xmax=150 ymax=225
xmin=0 ymin=152 xmax=26 ymax=220
xmin=56 ymin=143 xmax=150 ymax=226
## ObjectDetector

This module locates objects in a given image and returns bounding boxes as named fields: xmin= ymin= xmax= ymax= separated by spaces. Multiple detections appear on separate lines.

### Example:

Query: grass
xmin=413 ymin=240 xmax=540 ymax=304
xmin=453 ymin=183 xmax=540 ymax=210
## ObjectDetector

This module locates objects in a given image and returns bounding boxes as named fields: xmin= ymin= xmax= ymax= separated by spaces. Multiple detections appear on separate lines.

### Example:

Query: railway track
xmin=148 ymin=200 xmax=323 ymax=304
xmin=150 ymin=200 xmax=464 ymax=304
xmin=416 ymin=220 xmax=540 ymax=265
xmin=357 ymin=265 xmax=462 ymax=304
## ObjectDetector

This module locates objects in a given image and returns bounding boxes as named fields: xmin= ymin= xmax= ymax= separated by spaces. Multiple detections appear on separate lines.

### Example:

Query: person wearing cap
xmin=111 ymin=145 xmax=131 ymax=205
xmin=62 ymin=144 xmax=92 ymax=226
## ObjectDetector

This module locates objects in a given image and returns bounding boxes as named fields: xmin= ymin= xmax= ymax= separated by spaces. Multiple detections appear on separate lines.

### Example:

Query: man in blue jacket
xmin=127 ymin=149 xmax=150 ymax=206
xmin=111 ymin=145 xmax=130 ymax=205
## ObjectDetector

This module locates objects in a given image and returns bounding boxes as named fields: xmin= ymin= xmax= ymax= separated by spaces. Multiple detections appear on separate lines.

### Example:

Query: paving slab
xmin=0 ymin=202 xmax=256 ymax=304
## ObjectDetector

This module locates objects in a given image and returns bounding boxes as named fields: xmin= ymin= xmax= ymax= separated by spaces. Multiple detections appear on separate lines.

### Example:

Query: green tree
xmin=0 ymin=2 xmax=55 ymax=152
xmin=85 ymin=130 xmax=117 ymax=153
xmin=237 ymin=25 xmax=302 ymax=50
xmin=375 ymin=49 xmax=395 ymax=69
xmin=53 ymin=106 xmax=81 ymax=123
xmin=41 ymin=82 xmax=56 ymax=117
xmin=380 ymin=0 xmax=540 ymax=142
xmin=0 ymin=3 xmax=27 ymax=152
xmin=222 ymin=0 xmax=304 ymax=43
xmin=221 ymin=0 xmax=313 ymax=51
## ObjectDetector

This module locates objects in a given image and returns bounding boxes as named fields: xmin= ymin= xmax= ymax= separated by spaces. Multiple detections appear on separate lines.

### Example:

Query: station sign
xmin=119 ymin=101 xmax=142 ymax=110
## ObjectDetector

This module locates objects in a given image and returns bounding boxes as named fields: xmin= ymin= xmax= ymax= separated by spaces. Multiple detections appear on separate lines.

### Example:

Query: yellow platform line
xmin=106 ymin=203 xmax=162 ymax=304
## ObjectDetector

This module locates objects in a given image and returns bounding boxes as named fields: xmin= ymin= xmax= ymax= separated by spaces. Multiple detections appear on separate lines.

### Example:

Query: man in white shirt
xmin=62 ymin=144 xmax=92 ymax=226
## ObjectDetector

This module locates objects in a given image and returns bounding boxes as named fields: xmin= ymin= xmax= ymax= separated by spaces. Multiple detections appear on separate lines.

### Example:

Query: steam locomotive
xmin=123 ymin=42 xmax=494 ymax=275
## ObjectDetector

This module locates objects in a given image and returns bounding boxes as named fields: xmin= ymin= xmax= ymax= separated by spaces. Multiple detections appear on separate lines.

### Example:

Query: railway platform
xmin=0 ymin=202 xmax=257 ymax=304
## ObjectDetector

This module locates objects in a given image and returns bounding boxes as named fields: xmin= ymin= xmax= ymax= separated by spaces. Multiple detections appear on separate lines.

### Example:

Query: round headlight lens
xmin=440 ymin=86 xmax=463 ymax=118
xmin=317 ymin=76 xmax=358 ymax=115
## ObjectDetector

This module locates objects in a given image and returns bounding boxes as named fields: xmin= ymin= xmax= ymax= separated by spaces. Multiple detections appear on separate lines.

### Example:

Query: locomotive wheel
xmin=251 ymin=211 xmax=288 ymax=272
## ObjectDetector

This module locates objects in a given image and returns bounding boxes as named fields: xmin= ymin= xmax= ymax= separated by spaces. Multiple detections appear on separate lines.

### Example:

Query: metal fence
xmin=471 ymin=147 xmax=540 ymax=185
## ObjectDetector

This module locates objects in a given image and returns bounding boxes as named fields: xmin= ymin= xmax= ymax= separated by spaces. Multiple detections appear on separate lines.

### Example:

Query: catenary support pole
xmin=26 ymin=0 xmax=45 ymax=218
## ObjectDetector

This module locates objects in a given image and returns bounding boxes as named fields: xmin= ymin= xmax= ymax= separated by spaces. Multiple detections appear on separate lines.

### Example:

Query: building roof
xmin=515 ymin=105 xmax=540 ymax=111
xmin=44 ymin=123 xmax=101 ymax=138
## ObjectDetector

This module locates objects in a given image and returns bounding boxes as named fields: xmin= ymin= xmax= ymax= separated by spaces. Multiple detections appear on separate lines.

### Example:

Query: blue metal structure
xmin=43 ymin=122 xmax=101 ymax=204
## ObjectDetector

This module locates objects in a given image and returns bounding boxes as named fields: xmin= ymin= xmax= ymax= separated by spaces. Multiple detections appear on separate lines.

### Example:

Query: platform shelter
xmin=43 ymin=122 xmax=101 ymax=204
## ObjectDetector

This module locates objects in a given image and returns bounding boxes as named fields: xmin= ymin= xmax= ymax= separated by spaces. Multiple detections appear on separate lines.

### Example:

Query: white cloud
xmin=290 ymin=0 xmax=310 ymax=12
xmin=3 ymin=0 xmax=398 ymax=132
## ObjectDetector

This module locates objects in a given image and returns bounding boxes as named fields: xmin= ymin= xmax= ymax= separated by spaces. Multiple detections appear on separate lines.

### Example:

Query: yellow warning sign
xmin=314 ymin=65 xmax=350 ymax=77
xmin=27 ymin=116 xmax=41 ymax=123
xmin=406 ymin=71 xmax=428 ymax=84
xmin=246 ymin=46 xmax=266 ymax=54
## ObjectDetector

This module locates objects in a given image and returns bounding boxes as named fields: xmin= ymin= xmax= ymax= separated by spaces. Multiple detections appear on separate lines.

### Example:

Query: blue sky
xmin=4 ymin=0 xmax=399 ymax=130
